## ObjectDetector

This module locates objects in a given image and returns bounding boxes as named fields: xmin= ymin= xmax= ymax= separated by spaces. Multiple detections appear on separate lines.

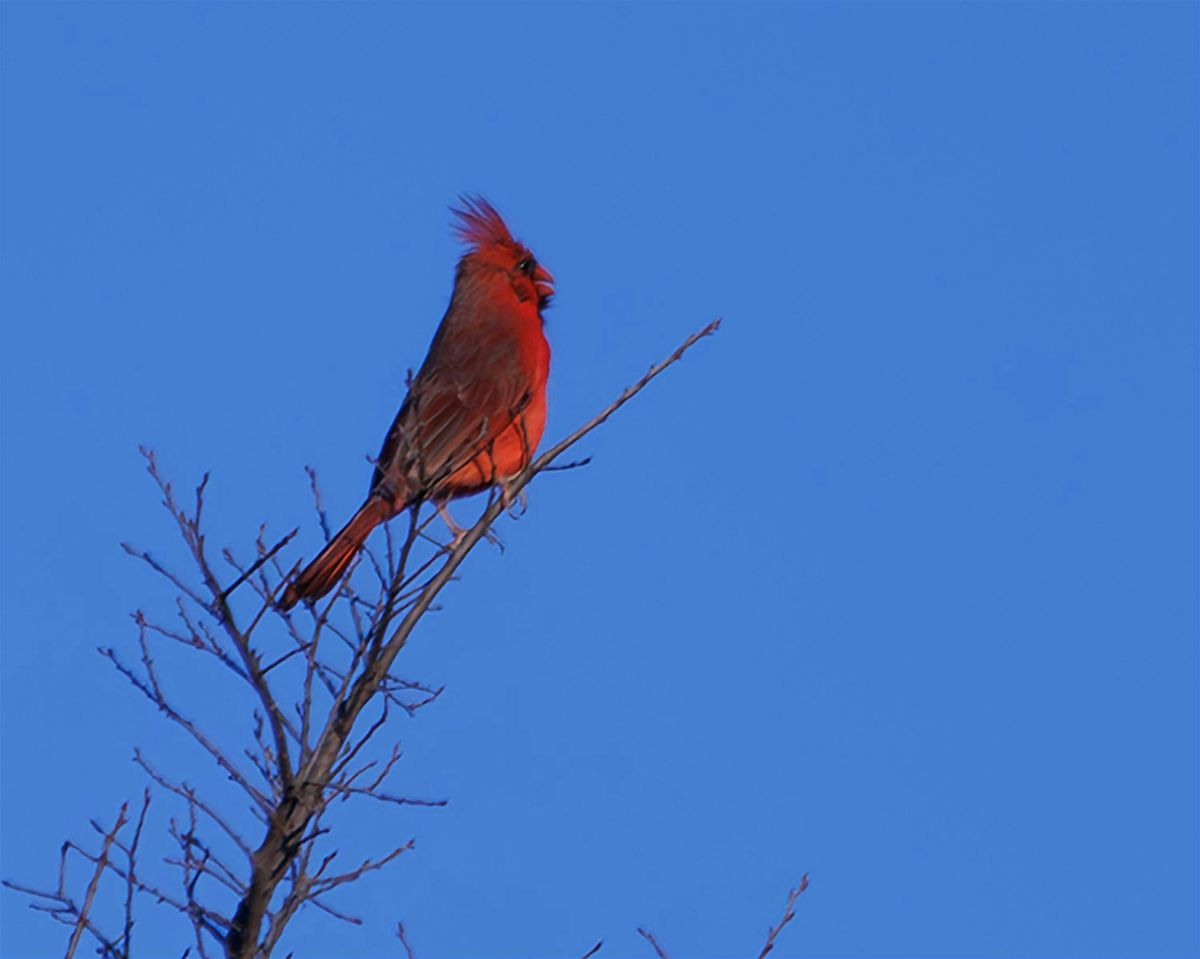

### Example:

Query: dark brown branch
xmin=755 ymin=874 xmax=810 ymax=959
xmin=396 ymin=922 xmax=417 ymax=959
xmin=636 ymin=927 xmax=670 ymax=959
xmin=122 ymin=790 xmax=152 ymax=958
xmin=539 ymin=456 xmax=592 ymax=472
xmin=219 ymin=529 xmax=298 ymax=604
xmin=307 ymin=896 xmax=363 ymax=926
xmin=327 ymin=784 xmax=446 ymax=808
xmin=305 ymin=465 xmax=332 ymax=542
xmin=307 ymin=840 xmax=413 ymax=895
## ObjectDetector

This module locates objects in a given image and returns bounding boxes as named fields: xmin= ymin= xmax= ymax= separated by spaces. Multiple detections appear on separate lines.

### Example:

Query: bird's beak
xmin=533 ymin=263 xmax=555 ymax=287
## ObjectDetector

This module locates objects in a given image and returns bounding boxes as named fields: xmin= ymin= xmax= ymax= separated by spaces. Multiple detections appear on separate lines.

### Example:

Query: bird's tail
xmin=280 ymin=498 xmax=390 ymax=610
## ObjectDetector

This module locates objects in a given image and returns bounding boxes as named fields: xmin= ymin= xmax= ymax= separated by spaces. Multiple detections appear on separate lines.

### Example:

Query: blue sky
xmin=2 ymin=3 xmax=1197 ymax=957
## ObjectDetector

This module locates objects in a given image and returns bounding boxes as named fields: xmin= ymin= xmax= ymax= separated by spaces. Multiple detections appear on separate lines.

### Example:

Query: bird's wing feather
xmin=371 ymin=301 xmax=531 ymax=499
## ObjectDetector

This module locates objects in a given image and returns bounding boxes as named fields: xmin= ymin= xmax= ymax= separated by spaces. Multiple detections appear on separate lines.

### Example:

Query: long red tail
xmin=280 ymin=499 xmax=389 ymax=610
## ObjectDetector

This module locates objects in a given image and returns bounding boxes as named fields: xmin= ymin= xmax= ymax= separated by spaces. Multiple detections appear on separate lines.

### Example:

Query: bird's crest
xmin=451 ymin=195 xmax=517 ymax=251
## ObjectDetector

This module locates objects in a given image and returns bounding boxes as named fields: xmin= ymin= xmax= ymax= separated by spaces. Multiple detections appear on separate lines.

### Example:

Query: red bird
xmin=280 ymin=197 xmax=553 ymax=610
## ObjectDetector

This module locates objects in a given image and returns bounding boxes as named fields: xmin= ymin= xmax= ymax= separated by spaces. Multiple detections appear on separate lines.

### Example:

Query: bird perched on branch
xmin=280 ymin=197 xmax=554 ymax=610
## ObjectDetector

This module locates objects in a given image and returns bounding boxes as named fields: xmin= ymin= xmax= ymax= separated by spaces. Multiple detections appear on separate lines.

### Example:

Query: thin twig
xmin=396 ymin=921 xmax=416 ymax=959
xmin=636 ymin=927 xmax=670 ymax=959
xmin=755 ymin=874 xmax=810 ymax=959
xmin=65 ymin=803 xmax=127 ymax=959
xmin=219 ymin=528 xmax=298 ymax=603
xmin=100 ymin=644 xmax=271 ymax=811
xmin=540 ymin=457 xmax=592 ymax=472
xmin=532 ymin=319 xmax=720 ymax=477
xmin=122 ymin=789 xmax=152 ymax=957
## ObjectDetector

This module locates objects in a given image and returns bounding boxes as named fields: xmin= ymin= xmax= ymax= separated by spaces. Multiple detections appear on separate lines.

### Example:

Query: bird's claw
xmin=500 ymin=482 xmax=527 ymax=518
xmin=436 ymin=503 xmax=468 ymax=549
xmin=436 ymin=501 xmax=504 ymax=553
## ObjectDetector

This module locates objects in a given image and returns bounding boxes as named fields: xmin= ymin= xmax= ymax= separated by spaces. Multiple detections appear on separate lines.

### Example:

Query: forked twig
xmin=65 ymin=803 xmax=127 ymax=959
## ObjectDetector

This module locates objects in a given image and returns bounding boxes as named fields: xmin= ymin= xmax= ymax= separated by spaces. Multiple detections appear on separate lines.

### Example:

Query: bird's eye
xmin=516 ymin=256 xmax=535 ymax=276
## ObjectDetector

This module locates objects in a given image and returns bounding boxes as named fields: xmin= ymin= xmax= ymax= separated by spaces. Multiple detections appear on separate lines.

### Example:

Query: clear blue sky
xmin=2 ymin=4 xmax=1196 ymax=958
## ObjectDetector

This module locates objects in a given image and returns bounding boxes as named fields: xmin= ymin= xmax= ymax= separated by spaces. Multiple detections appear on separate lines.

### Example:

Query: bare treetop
xmin=7 ymin=321 xmax=764 ymax=959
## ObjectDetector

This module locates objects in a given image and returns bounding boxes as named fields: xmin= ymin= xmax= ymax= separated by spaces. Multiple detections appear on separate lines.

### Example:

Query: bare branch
xmin=65 ymin=802 xmax=127 ymax=959
xmin=307 ymin=896 xmax=363 ymax=926
xmin=636 ymin=927 xmax=670 ymax=959
xmin=307 ymin=840 xmax=414 ymax=895
xmin=396 ymin=922 xmax=417 ymax=959
xmin=755 ymin=874 xmax=810 ymax=959
xmin=305 ymin=465 xmax=332 ymax=542
xmin=121 ymin=542 xmax=212 ymax=613
xmin=122 ymin=789 xmax=152 ymax=957
xmin=540 ymin=456 xmax=592 ymax=473
xmin=219 ymin=528 xmax=298 ymax=604
xmin=533 ymin=319 xmax=720 ymax=476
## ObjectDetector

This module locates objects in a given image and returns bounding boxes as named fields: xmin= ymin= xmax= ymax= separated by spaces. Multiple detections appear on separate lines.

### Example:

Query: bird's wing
xmin=371 ymin=310 xmax=532 ymax=500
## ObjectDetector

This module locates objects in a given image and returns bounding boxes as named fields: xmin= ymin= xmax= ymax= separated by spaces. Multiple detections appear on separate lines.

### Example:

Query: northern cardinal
xmin=280 ymin=197 xmax=553 ymax=610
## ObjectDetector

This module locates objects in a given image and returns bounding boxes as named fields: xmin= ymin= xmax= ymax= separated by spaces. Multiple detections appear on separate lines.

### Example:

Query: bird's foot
xmin=436 ymin=503 xmax=469 ymax=549
xmin=436 ymin=502 xmax=504 ymax=552
xmin=500 ymin=481 xmax=528 ymax=519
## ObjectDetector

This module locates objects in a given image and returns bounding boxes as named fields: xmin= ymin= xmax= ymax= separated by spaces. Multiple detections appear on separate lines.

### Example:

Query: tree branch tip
xmin=539 ymin=456 xmax=592 ymax=474
xmin=636 ymin=926 xmax=670 ymax=959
